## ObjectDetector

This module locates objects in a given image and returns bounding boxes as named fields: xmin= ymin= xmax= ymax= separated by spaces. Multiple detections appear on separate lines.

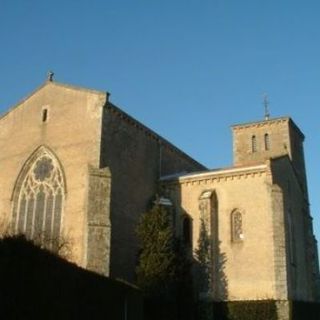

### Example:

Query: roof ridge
xmin=0 ymin=81 xmax=107 ymax=121
xmin=161 ymin=163 xmax=268 ymax=182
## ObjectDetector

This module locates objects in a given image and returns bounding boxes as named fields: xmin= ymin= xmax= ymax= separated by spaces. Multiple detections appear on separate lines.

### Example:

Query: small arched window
xmin=231 ymin=210 xmax=243 ymax=242
xmin=264 ymin=133 xmax=270 ymax=151
xmin=42 ymin=109 xmax=48 ymax=122
xmin=251 ymin=135 xmax=257 ymax=153
xmin=182 ymin=215 xmax=192 ymax=246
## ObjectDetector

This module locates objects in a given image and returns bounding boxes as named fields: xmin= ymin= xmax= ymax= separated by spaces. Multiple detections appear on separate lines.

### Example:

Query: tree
xmin=195 ymin=217 xmax=212 ymax=294
xmin=136 ymin=204 xmax=177 ymax=299
xmin=136 ymin=203 xmax=194 ymax=320
xmin=194 ymin=217 xmax=213 ymax=320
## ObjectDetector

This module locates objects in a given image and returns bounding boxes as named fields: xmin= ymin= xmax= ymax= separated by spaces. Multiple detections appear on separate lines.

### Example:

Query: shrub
xmin=212 ymin=300 xmax=277 ymax=320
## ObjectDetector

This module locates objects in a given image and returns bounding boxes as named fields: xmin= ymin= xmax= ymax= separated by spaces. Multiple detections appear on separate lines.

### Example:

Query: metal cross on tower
xmin=263 ymin=93 xmax=270 ymax=120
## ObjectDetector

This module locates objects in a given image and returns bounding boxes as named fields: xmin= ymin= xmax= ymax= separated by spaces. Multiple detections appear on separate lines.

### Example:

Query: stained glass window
xmin=231 ymin=210 xmax=243 ymax=242
xmin=12 ymin=148 xmax=65 ymax=250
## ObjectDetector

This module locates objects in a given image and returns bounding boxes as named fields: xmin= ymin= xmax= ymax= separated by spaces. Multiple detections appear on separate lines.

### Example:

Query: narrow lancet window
xmin=251 ymin=135 xmax=257 ymax=153
xmin=42 ymin=109 xmax=48 ymax=122
xmin=264 ymin=133 xmax=270 ymax=150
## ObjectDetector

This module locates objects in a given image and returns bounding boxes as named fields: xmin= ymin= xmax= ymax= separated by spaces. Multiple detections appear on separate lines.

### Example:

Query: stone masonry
xmin=0 ymin=80 xmax=319 ymax=320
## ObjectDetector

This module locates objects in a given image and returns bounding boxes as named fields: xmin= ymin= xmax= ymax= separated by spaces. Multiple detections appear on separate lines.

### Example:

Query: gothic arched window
xmin=11 ymin=147 xmax=66 ymax=250
xmin=251 ymin=135 xmax=257 ymax=153
xmin=264 ymin=133 xmax=270 ymax=151
xmin=231 ymin=210 xmax=243 ymax=242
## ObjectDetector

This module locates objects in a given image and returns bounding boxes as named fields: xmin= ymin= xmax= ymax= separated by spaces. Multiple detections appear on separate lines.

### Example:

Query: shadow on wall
xmin=193 ymin=218 xmax=229 ymax=302
xmin=0 ymin=235 xmax=143 ymax=320
xmin=218 ymin=248 xmax=228 ymax=301
xmin=167 ymin=182 xmax=229 ymax=319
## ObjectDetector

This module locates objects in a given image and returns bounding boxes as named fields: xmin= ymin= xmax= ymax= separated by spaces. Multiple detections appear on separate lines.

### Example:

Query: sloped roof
xmin=160 ymin=163 xmax=268 ymax=182
xmin=0 ymin=80 xmax=206 ymax=170
xmin=0 ymin=80 xmax=107 ymax=120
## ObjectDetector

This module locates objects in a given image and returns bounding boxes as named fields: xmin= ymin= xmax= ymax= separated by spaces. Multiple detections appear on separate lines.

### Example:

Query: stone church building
xmin=0 ymin=79 xmax=319 ymax=308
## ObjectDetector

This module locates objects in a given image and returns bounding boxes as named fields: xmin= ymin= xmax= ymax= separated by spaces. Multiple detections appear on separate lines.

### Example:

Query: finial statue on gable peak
xmin=47 ymin=71 xmax=54 ymax=82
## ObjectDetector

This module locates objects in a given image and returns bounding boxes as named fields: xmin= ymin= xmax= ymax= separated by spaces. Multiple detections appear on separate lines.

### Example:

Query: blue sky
xmin=1 ymin=1 xmax=320 ymax=244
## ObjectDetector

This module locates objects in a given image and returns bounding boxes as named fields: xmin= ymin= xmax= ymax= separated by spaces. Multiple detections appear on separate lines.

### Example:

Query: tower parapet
xmin=231 ymin=117 xmax=307 ymax=195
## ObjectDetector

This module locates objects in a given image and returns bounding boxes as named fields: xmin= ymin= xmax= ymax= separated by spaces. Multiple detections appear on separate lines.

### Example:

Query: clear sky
xmin=1 ymin=1 xmax=320 ymax=245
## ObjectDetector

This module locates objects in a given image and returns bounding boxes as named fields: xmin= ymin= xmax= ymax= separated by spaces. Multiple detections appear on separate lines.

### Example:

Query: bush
xmin=136 ymin=203 xmax=194 ymax=320
xmin=291 ymin=301 xmax=320 ymax=320
xmin=228 ymin=300 xmax=277 ymax=320
xmin=0 ymin=235 xmax=143 ymax=319
xmin=212 ymin=300 xmax=277 ymax=320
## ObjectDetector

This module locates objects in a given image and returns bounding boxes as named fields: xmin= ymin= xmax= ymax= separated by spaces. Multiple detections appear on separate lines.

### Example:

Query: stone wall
xmin=100 ymin=102 xmax=205 ymax=282
xmin=161 ymin=156 xmax=319 ymax=302
xmin=270 ymin=156 xmax=318 ymax=301
xmin=86 ymin=166 xmax=111 ymax=276
xmin=162 ymin=165 xmax=279 ymax=301
xmin=0 ymin=81 xmax=106 ymax=268
xmin=287 ymin=121 xmax=308 ymax=196
xmin=270 ymin=183 xmax=288 ymax=300
xmin=232 ymin=118 xmax=291 ymax=166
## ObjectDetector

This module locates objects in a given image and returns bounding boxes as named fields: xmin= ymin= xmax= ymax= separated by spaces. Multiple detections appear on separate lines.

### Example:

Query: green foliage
xmin=195 ymin=217 xmax=211 ymax=294
xmin=136 ymin=204 xmax=177 ymax=299
xmin=0 ymin=235 xmax=143 ymax=319
xmin=200 ymin=300 xmax=320 ymax=320
xmin=195 ymin=218 xmax=210 ymax=265
xmin=227 ymin=301 xmax=277 ymax=320
xmin=212 ymin=300 xmax=277 ymax=320
xmin=136 ymin=203 xmax=194 ymax=320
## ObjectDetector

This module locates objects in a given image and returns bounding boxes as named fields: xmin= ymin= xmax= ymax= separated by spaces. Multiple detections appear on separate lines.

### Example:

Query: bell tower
xmin=231 ymin=117 xmax=307 ymax=194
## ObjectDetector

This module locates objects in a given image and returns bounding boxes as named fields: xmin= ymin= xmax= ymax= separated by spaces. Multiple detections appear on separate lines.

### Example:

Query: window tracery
xmin=12 ymin=148 xmax=65 ymax=249
xmin=231 ymin=210 xmax=243 ymax=242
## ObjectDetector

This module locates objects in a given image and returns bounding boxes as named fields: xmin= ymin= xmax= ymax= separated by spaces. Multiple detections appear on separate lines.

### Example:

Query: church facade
xmin=0 ymin=80 xmax=319 ymax=308
xmin=161 ymin=117 xmax=320 ymax=304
